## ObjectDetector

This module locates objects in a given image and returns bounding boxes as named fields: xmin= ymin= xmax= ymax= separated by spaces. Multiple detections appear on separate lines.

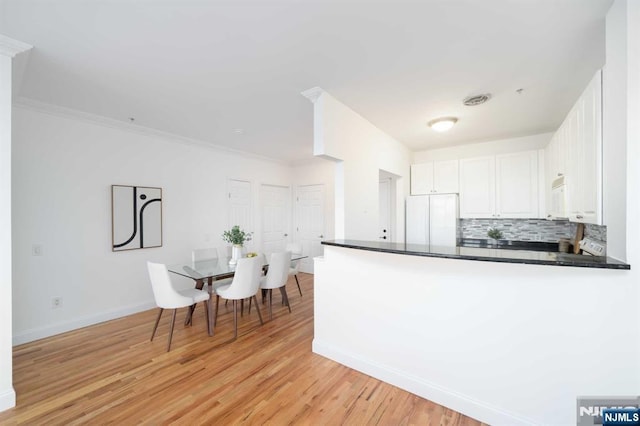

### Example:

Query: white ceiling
xmin=0 ymin=0 xmax=612 ymax=163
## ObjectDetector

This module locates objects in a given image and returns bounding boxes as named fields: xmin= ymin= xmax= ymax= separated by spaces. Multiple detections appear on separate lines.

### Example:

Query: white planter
xmin=229 ymin=245 xmax=243 ymax=265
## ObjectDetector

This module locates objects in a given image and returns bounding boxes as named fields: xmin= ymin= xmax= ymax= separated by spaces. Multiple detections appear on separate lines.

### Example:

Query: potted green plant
xmin=222 ymin=225 xmax=252 ymax=265
xmin=487 ymin=227 xmax=503 ymax=246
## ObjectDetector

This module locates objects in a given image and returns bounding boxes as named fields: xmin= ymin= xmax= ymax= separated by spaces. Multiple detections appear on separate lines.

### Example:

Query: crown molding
xmin=13 ymin=97 xmax=290 ymax=165
xmin=0 ymin=34 xmax=33 ymax=58
xmin=301 ymin=87 xmax=325 ymax=104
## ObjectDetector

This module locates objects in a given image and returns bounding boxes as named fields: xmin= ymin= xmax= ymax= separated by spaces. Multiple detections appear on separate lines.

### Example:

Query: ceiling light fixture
xmin=428 ymin=117 xmax=458 ymax=132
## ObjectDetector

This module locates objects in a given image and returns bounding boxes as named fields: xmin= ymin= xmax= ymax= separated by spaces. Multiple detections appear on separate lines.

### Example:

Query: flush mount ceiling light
xmin=428 ymin=117 xmax=458 ymax=132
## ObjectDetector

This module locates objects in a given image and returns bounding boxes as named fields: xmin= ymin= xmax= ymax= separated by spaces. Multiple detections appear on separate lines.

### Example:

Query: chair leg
xmin=252 ymin=295 xmax=264 ymax=325
xmin=167 ymin=309 xmax=177 ymax=352
xmin=294 ymin=274 xmax=302 ymax=296
xmin=184 ymin=304 xmax=196 ymax=326
xmin=240 ymin=299 xmax=244 ymax=317
xmin=151 ymin=308 xmax=163 ymax=341
xmin=232 ymin=300 xmax=238 ymax=340
xmin=268 ymin=289 xmax=273 ymax=321
xmin=248 ymin=297 xmax=252 ymax=314
xmin=280 ymin=287 xmax=292 ymax=313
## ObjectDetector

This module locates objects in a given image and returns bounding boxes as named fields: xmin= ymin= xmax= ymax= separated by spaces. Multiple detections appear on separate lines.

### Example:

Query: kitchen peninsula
xmin=313 ymin=239 xmax=633 ymax=426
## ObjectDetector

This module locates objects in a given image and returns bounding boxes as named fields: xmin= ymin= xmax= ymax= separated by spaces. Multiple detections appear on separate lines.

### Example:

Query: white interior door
xmin=227 ymin=178 xmax=252 ymax=252
xmin=295 ymin=184 xmax=325 ymax=274
xmin=379 ymin=179 xmax=391 ymax=241
xmin=261 ymin=184 xmax=289 ymax=256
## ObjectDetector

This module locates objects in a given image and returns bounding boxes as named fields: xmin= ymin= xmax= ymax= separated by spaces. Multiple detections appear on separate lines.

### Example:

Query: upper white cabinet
xmin=460 ymin=151 xmax=539 ymax=219
xmin=459 ymin=156 xmax=495 ymax=218
xmin=495 ymin=151 xmax=539 ymax=218
xmin=544 ymin=70 xmax=602 ymax=224
xmin=410 ymin=160 xmax=459 ymax=195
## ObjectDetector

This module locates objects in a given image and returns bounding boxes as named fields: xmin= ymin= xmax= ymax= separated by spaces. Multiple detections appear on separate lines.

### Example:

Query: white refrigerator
xmin=406 ymin=194 xmax=458 ymax=247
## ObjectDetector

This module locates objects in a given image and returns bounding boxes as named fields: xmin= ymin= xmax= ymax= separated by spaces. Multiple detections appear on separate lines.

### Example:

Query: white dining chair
xmin=286 ymin=242 xmax=303 ymax=296
xmin=213 ymin=256 xmax=264 ymax=339
xmin=192 ymin=247 xmax=220 ymax=262
xmin=258 ymin=251 xmax=292 ymax=320
xmin=147 ymin=261 xmax=210 ymax=352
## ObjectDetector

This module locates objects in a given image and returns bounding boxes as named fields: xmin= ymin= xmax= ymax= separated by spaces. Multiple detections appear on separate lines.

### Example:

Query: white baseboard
xmin=0 ymin=387 xmax=16 ymax=413
xmin=13 ymin=301 xmax=156 ymax=346
xmin=312 ymin=339 xmax=538 ymax=426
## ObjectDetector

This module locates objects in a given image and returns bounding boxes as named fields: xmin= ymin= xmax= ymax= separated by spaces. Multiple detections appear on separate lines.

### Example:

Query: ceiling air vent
xmin=463 ymin=93 xmax=492 ymax=106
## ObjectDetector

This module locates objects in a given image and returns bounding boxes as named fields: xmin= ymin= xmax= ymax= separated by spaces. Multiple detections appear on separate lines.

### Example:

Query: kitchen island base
xmin=313 ymin=244 xmax=637 ymax=426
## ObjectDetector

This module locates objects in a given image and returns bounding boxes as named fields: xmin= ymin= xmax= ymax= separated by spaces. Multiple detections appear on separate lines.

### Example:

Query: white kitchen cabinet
xmin=544 ymin=69 xmax=602 ymax=224
xmin=460 ymin=151 xmax=539 ymax=219
xmin=496 ymin=151 xmax=539 ymax=218
xmin=459 ymin=156 xmax=495 ymax=218
xmin=572 ymin=71 xmax=602 ymax=224
xmin=544 ymin=127 xmax=568 ymax=218
xmin=410 ymin=160 xmax=459 ymax=195
xmin=410 ymin=162 xmax=433 ymax=195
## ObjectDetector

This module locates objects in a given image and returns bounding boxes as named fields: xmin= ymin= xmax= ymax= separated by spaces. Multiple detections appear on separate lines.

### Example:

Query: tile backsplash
xmin=459 ymin=218 xmax=607 ymax=242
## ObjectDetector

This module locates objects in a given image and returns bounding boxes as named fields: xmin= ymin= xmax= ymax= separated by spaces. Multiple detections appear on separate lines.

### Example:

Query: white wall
xmin=11 ymin=105 xmax=293 ymax=344
xmin=0 ymin=51 xmax=16 ymax=413
xmin=603 ymin=1 xmax=628 ymax=261
xmin=412 ymin=132 xmax=552 ymax=163
xmin=307 ymin=89 xmax=411 ymax=241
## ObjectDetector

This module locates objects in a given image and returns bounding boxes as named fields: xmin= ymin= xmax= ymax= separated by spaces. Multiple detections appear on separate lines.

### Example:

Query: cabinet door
xmin=564 ymin=103 xmax=581 ymax=220
xmin=578 ymin=71 xmax=602 ymax=224
xmin=544 ymin=133 xmax=558 ymax=218
xmin=495 ymin=151 xmax=538 ymax=218
xmin=410 ymin=163 xmax=434 ymax=195
xmin=433 ymin=160 xmax=459 ymax=193
xmin=459 ymin=156 xmax=495 ymax=218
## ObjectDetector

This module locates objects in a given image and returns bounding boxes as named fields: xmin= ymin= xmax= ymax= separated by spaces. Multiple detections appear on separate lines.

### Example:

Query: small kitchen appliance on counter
xmin=578 ymin=237 xmax=606 ymax=256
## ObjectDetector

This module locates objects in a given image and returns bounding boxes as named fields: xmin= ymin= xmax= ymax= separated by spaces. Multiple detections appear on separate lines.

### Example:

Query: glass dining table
xmin=167 ymin=254 xmax=306 ymax=336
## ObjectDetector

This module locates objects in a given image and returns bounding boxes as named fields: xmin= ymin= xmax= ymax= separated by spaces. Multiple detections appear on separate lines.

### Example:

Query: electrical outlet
xmin=52 ymin=297 xmax=62 ymax=309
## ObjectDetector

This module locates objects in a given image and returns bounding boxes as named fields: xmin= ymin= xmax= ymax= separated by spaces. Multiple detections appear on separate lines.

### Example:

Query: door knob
xmin=318 ymin=235 xmax=324 ymax=238
xmin=284 ymin=233 xmax=288 ymax=237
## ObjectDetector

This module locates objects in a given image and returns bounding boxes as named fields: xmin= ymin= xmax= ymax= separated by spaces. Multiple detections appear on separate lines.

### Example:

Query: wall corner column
xmin=0 ymin=34 xmax=33 ymax=413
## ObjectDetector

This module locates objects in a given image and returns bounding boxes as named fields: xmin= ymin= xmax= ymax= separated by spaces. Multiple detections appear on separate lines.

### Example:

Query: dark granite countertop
xmin=321 ymin=240 xmax=630 ymax=270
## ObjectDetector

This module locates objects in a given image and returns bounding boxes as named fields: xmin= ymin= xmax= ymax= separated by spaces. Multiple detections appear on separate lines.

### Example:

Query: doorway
xmin=295 ymin=184 xmax=325 ymax=273
xmin=261 ymin=184 xmax=290 ymax=255
xmin=379 ymin=170 xmax=397 ymax=243
xmin=227 ymin=178 xmax=252 ymax=252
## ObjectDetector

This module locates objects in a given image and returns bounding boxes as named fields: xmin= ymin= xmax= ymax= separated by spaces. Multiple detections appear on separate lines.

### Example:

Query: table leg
xmin=207 ymin=277 xmax=214 ymax=336
xmin=185 ymin=278 xmax=205 ymax=326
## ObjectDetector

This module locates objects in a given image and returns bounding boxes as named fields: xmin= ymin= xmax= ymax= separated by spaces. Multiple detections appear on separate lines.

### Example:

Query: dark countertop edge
xmin=321 ymin=240 xmax=631 ymax=270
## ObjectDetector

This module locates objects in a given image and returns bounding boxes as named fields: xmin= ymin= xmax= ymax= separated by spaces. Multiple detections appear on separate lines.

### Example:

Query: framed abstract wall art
xmin=111 ymin=185 xmax=163 ymax=251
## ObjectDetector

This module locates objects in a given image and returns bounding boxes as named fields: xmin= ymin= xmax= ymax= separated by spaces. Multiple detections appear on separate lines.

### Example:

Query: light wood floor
xmin=1 ymin=273 xmax=487 ymax=425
